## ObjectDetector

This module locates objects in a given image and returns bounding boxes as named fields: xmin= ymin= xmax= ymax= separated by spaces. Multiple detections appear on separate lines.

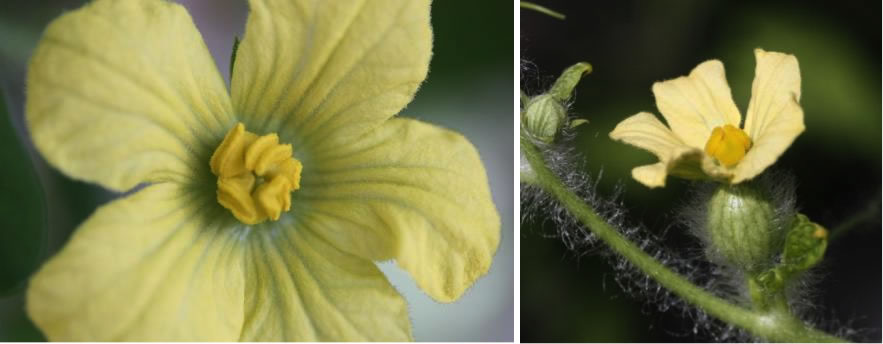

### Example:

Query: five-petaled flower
xmin=25 ymin=0 xmax=500 ymax=341
xmin=610 ymin=49 xmax=804 ymax=188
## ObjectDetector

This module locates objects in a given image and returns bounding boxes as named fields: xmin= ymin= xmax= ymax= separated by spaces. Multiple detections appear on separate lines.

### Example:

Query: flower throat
xmin=210 ymin=123 xmax=302 ymax=224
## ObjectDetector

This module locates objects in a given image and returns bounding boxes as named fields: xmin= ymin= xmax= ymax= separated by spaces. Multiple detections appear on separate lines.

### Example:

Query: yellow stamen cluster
xmin=210 ymin=123 xmax=302 ymax=224
xmin=704 ymin=124 xmax=752 ymax=167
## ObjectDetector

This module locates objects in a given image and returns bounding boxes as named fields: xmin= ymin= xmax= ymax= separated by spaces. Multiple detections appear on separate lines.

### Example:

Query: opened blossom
xmin=25 ymin=0 xmax=500 ymax=341
xmin=610 ymin=49 xmax=804 ymax=188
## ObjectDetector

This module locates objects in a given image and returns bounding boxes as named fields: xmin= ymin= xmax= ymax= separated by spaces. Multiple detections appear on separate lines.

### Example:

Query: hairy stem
xmin=521 ymin=135 xmax=846 ymax=342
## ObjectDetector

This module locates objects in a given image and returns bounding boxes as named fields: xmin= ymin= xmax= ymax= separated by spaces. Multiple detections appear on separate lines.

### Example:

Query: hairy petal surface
xmin=240 ymin=224 xmax=411 ymax=341
xmin=295 ymin=118 xmax=500 ymax=302
xmin=26 ymin=184 xmax=245 ymax=341
xmin=231 ymin=0 xmax=432 ymax=153
xmin=736 ymin=49 xmax=804 ymax=183
xmin=652 ymin=60 xmax=742 ymax=149
xmin=26 ymin=0 xmax=234 ymax=191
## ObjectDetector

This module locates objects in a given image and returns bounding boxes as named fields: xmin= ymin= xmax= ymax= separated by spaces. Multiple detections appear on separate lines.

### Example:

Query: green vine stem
xmin=521 ymin=133 xmax=847 ymax=342
xmin=519 ymin=1 xmax=566 ymax=20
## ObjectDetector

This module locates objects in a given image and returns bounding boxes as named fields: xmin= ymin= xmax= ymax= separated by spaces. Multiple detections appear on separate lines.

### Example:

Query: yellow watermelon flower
xmin=24 ymin=0 xmax=500 ymax=341
xmin=610 ymin=49 xmax=804 ymax=188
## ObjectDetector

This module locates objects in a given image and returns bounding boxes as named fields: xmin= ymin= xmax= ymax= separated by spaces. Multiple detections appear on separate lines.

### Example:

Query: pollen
xmin=704 ymin=124 xmax=752 ymax=167
xmin=210 ymin=123 xmax=302 ymax=224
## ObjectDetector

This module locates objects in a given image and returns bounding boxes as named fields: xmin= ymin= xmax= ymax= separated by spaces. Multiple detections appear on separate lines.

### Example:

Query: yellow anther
xmin=217 ymin=173 xmax=259 ymax=223
xmin=210 ymin=123 xmax=302 ymax=224
xmin=255 ymin=175 xmax=292 ymax=221
xmin=704 ymin=124 xmax=752 ymax=167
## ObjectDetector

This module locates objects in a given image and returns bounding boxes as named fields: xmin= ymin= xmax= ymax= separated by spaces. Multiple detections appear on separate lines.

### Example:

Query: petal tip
xmin=692 ymin=59 xmax=725 ymax=74
xmin=632 ymin=164 xmax=667 ymax=188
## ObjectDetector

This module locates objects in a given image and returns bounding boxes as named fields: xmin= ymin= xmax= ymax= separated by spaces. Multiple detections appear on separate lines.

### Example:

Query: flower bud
xmin=520 ymin=62 xmax=591 ymax=143
xmin=522 ymin=94 xmax=566 ymax=143
xmin=705 ymin=184 xmax=784 ymax=272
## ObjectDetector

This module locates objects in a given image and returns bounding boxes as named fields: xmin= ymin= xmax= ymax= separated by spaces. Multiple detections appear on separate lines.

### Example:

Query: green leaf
xmin=0 ymin=90 xmax=47 ymax=295
xmin=781 ymin=213 xmax=827 ymax=274
xmin=548 ymin=62 xmax=592 ymax=102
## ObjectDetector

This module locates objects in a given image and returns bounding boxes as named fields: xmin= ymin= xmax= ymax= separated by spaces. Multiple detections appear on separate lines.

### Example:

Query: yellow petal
xmin=295 ymin=118 xmax=500 ymax=302
xmin=735 ymin=49 xmax=804 ymax=183
xmin=652 ymin=60 xmax=742 ymax=148
xmin=610 ymin=112 xmax=687 ymax=159
xmin=610 ymin=112 xmax=705 ymax=187
xmin=26 ymin=184 xmax=245 ymax=341
xmin=240 ymin=226 xmax=411 ymax=341
xmin=26 ymin=0 xmax=235 ymax=191
xmin=629 ymin=148 xmax=707 ymax=188
xmin=231 ymin=0 xmax=432 ymax=152
xmin=630 ymin=162 xmax=669 ymax=188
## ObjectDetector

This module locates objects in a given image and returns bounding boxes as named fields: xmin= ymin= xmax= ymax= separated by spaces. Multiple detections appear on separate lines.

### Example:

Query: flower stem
xmin=521 ymin=135 xmax=847 ymax=342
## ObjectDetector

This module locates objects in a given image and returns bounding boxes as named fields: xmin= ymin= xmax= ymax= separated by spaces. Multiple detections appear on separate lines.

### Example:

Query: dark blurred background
xmin=0 ymin=0 xmax=513 ymax=341
xmin=521 ymin=0 xmax=880 ymax=342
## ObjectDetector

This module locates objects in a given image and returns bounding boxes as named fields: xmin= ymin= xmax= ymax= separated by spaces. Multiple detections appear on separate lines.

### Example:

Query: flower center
xmin=209 ymin=123 xmax=302 ymax=224
xmin=704 ymin=124 xmax=752 ymax=167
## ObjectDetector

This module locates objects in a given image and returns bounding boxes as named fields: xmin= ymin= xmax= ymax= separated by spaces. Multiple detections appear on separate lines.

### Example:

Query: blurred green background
xmin=0 ymin=0 xmax=512 ymax=341
xmin=521 ymin=0 xmax=880 ymax=342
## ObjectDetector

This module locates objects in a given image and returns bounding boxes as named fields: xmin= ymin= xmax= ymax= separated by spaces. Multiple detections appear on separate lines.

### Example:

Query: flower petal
xmin=294 ymin=118 xmax=500 ymax=302
xmin=26 ymin=0 xmax=235 ymax=191
xmin=26 ymin=184 xmax=245 ymax=341
xmin=630 ymin=162 xmax=669 ymax=188
xmin=240 ymin=225 xmax=411 ymax=341
xmin=610 ymin=112 xmax=687 ymax=160
xmin=735 ymin=49 xmax=804 ymax=183
xmin=652 ymin=60 xmax=742 ymax=148
xmin=230 ymin=0 xmax=432 ymax=152
xmin=610 ymin=112 xmax=706 ymax=187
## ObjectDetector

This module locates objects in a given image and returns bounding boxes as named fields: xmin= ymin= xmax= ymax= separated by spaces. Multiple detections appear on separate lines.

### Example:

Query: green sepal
xmin=0 ymin=90 xmax=48 ymax=295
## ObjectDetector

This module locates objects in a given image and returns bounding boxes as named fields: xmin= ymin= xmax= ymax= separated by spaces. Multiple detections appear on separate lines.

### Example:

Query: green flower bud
xmin=522 ymin=94 xmax=566 ymax=143
xmin=520 ymin=62 xmax=591 ymax=143
xmin=705 ymin=184 xmax=785 ymax=272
